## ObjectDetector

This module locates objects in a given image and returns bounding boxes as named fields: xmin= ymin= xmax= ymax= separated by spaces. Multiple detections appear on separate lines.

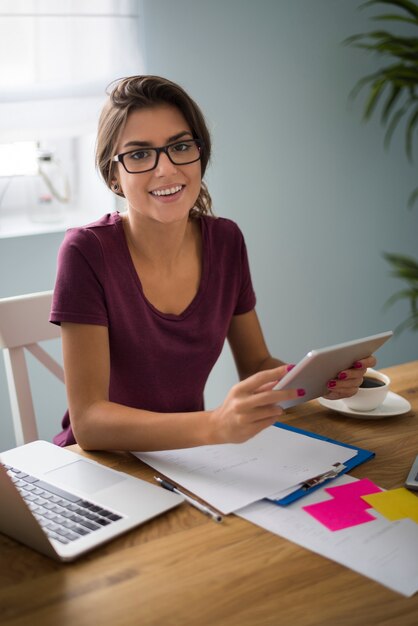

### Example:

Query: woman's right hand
xmin=209 ymin=365 xmax=305 ymax=444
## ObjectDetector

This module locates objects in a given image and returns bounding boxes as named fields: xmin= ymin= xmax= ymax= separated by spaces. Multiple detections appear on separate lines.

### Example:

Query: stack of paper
xmin=132 ymin=423 xmax=418 ymax=596
xmin=133 ymin=424 xmax=357 ymax=514
xmin=237 ymin=475 xmax=418 ymax=597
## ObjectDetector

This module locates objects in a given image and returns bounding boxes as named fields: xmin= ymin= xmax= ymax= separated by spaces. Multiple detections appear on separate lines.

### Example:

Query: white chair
xmin=0 ymin=290 xmax=64 ymax=446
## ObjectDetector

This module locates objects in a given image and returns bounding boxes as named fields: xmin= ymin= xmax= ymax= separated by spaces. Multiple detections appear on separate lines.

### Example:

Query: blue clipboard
xmin=268 ymin=421 xmax=375 ymax=506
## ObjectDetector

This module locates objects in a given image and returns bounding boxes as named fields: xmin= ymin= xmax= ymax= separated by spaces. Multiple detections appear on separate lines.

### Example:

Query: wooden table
xmin=1 ymin=361 xmax=417 ymax=626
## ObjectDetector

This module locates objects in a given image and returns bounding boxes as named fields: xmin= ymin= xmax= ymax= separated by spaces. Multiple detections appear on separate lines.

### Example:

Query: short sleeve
xmin=50 ymin=228 xmax=109 ymax=326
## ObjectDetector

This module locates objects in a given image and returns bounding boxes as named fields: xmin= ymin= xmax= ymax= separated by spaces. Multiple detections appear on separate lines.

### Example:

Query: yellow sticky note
xmin=362 ymin=488 xmax=418 ymax=524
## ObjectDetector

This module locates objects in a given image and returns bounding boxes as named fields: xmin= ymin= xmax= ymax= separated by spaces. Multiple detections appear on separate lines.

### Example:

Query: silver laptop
xmin=0 ymin=440 xmax=183 ymax=561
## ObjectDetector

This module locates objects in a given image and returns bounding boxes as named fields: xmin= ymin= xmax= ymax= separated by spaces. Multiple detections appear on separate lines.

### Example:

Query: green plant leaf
xmin=382 ymin=66 xmax=418 ymax=81
xmin=390 ymin=269 xmax=418 ymax=280
xmin=384 ymin=104 xmax=409 ymax=147
xmin=381 ymin=84 xmax=403 ymax=121
xmin=358 ymin=28 xmax=400 ymax=39
xmin=384 ymin=289 xmax=418 ymax=309
xmin=392 ymin=314 xmax=418 ymax=335
xmin=361 ymin=0 xmax=418 ymax=20
xmin=386 ymin=265 xmax=418 ymax=279
xmin=383 ymin=250 xmax=418 ymax=334
xmin=350 ymin=2 xmax=418 ymax=332
xmin=373 ymin=14 xmax=418 ymax=23
xmin=383 ymin=251 xmax=418 ymax=270
xmin=383 ymin=254 xmax=418 ymax=300
xmin=343 ymin=33 xmax=368 ymax=46
xmin=365 ymin=78 xmax=388 ymax=117
xmin=349 ymin=71 xmax=383 ymax=100
xmin=407 ymin=185 xmax=418 ymax=206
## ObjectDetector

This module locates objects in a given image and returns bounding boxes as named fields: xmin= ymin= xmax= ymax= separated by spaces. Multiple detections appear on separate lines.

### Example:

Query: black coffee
xmin=360 ymin=376 xmax=385 ymax=389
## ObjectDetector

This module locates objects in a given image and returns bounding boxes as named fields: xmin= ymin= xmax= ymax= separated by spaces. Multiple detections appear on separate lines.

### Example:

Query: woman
xmin=50 ymin=75 xmax=375 ymax=450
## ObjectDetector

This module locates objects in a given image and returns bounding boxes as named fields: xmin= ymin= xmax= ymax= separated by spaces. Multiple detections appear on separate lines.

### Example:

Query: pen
xmin=154 ymin=476 xmax=223 ymax=523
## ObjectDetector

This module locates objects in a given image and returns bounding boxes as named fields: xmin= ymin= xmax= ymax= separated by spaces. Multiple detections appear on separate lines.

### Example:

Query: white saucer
xmin=318 ymin=391 xmax=411 ymax=419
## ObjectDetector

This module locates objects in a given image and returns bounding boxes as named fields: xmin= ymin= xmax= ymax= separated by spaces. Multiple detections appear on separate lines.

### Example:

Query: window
xmin=0 ymin=0 xmax=142 ymax=230
xmin=0 ymin=0 xmax=144 ymax=140
xmin=0 ymin=142 xmax=38 ymax=177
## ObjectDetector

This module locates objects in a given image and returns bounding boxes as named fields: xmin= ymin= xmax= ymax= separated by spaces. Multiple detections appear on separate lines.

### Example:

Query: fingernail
xmin=327 ymin=380 xmax=337 ymax=388
xmin=354 ymin=361 xmax=363 ymax=369
xmin=297 ymin=388 xmax=306 ymax=397
xmin=338 ymin=372 xmax=347 ymax=380
xmin=286 ymin=364 xmax=296 ymax=372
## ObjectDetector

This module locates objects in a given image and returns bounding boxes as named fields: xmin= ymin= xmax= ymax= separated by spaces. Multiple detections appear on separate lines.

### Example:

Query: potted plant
xmin=346 ymin=0 xmax=418 ymax=333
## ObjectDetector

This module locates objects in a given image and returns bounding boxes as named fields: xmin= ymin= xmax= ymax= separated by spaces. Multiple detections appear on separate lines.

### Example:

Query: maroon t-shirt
xmin=50 ymin=212 xmax=256 ymax=446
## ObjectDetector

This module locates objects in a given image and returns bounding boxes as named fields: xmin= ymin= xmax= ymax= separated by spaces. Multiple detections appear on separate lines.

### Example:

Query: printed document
xmin=133 ymin=425 xmax=356 ymax=514
xmin=237 ymin=475 xmax=418 ymax=597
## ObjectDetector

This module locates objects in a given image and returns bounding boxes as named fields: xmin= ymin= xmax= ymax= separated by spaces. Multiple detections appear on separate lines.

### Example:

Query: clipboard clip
xmin=301 ymin=462 xmax=346 ymax=491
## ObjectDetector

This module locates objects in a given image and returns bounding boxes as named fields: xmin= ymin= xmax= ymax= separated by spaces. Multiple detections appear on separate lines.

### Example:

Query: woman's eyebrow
xmin=123 ymin=131 xmax=193 ymax=149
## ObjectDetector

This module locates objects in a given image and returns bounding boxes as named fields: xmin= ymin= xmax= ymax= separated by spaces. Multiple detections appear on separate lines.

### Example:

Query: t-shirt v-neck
xmin=116 ymin=213 xmax=208 ymax=322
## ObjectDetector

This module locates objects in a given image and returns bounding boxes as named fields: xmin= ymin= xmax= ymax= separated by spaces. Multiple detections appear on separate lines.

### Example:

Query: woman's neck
xmin=121 ymin=211 xmax=195 ymax=269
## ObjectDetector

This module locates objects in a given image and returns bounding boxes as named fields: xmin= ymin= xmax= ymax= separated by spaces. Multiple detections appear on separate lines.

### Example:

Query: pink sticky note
xmin=303 ymin=497 xmax=377 ymax=531
xmin=302 ymin=479 xmax=383 ymax=531
xmin=325 ymin=478 xmax=382 ymax=500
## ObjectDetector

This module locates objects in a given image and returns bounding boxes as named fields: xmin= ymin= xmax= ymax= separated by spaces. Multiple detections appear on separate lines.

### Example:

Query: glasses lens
xmin=167 ymin=140 xmax=201 ymax=165
xmin=122 ymin=148 xmax=157 ymax=173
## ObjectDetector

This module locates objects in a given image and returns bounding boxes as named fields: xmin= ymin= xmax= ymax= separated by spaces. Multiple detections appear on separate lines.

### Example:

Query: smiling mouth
xmin=150 ymin=185 xmax=184 ymax=197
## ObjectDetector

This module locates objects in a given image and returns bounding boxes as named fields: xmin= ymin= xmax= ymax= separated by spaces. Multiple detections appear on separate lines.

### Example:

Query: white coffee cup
xmin=343 ymin=368 xmax=390 ymax=412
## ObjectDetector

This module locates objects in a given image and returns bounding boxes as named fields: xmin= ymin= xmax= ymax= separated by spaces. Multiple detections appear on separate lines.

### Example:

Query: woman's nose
xmin=154 ymin=151 xmax=179 ymax=175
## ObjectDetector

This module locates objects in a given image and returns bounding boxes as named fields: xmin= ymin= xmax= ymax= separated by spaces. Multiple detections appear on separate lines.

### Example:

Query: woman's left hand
xmin=323 ymin=356 xmax=377 ymax=400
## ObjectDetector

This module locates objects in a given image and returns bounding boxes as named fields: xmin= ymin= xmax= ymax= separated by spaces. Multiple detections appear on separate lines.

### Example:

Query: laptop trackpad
xmin=45 ymin=460 xmax=127 ymax=494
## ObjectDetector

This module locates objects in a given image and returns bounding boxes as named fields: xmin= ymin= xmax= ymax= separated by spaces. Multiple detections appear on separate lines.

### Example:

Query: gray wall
xmin=1 ymin=0 xmax=417 ymax=451
xmin=140 ymin=0 xmax=418 ymax=407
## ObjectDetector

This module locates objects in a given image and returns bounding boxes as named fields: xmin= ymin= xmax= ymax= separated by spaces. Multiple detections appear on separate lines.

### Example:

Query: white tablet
xmin=274 ymin=331 xmax=393 ymax=409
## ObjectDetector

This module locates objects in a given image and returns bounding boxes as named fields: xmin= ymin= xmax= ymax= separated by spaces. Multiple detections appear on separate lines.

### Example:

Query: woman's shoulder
xmin=58 ymin=213 xmax=123 ymax=268
xmin=63 ymin=212 xmax=121 ymax=245
xmin=201 ymin=214 xmax=244 ymax=239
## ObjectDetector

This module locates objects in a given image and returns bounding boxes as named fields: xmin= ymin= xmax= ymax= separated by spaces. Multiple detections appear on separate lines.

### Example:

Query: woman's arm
xmin=227 ymin=309 xmax=376 ymax=399
xmin=227 ymin=309 xmax=285 ymax=379
xmin=61 ymin=322 xmax=213 ymax=451
xmin=61 ymin=322 xmax=302 ymax=451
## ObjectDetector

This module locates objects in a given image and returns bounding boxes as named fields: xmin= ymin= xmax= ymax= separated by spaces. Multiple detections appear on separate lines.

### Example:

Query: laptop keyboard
xmin=2 ymin=463 xmax=124 ymax=545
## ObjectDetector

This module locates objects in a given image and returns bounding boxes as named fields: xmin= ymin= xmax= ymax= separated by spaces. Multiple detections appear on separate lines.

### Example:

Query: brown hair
xmin=96 ymin=75 xmax=213 ymax=217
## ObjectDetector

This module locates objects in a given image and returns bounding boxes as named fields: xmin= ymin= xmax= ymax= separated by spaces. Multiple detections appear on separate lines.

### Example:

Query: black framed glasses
xmin=111 ymin=138 xmax=203 ymax=174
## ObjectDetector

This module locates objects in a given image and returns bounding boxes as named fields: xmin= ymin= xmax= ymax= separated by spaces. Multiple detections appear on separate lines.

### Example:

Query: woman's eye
xmin=173 ymin=142 xmax=191 ymax=152
xmin=129 ymin=150 xmax=151 ymax=160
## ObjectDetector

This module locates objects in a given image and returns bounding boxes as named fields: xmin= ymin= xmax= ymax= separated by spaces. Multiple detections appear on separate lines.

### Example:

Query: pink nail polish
xmin=354 ymin=361 xmax=363 ymax=369
xmin=287 ymin=364 xmax=296 ymax=372
xmin=328 ymin=380 xmax=337 ymax=388
xmin=297 ymin=388 xmax=306 ymax=397
xmin=338 ymin=372 xmax=347 ymax=380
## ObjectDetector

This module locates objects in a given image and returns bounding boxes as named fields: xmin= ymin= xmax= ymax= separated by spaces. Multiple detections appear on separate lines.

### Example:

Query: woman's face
xmin=113 ymin=104 xmax=202 ymax=224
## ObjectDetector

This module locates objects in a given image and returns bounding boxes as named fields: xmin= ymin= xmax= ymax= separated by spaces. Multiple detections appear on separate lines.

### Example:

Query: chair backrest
xmin=0 ymin=291 xmax=64 ymax=446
